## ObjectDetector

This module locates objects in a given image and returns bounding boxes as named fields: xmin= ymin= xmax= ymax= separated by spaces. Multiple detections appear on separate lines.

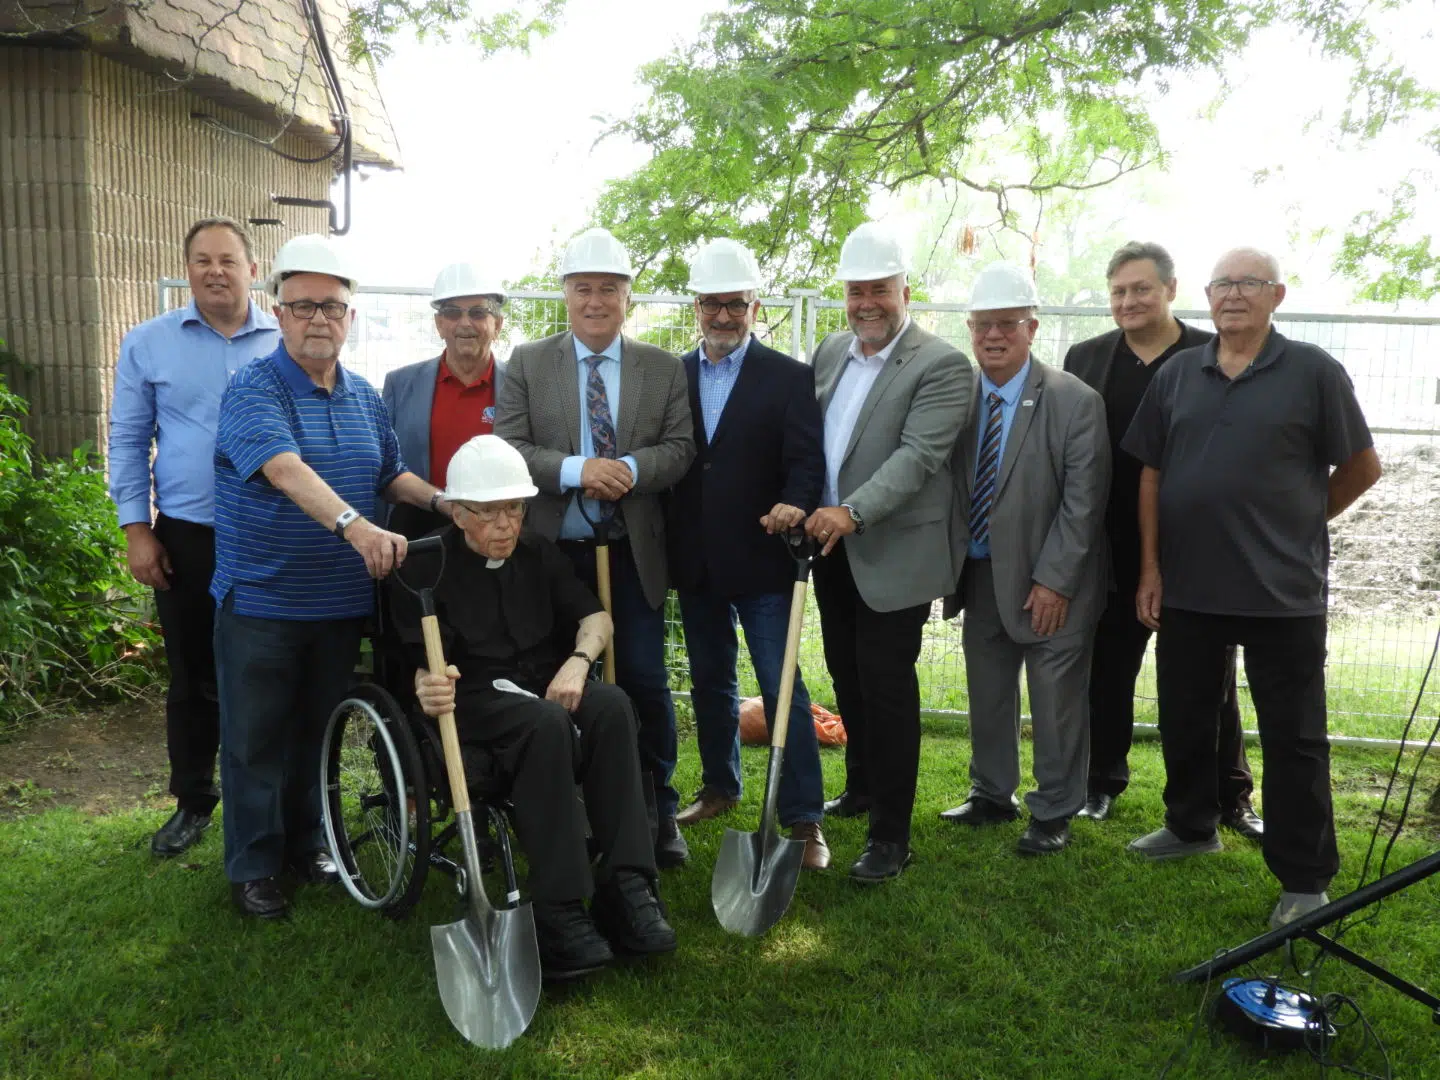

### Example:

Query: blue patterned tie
xmin=584 ymin=355 xmax=617 ymax=459
xmin=968 ymin=392 xmax=1004 ymax=546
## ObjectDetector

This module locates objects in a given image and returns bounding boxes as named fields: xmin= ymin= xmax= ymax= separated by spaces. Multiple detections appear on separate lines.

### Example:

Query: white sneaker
xmin=1269 ymin=890 xmax=1330 ymax=930
xmin=1127 ymin=826 xmax=1224 ymax=860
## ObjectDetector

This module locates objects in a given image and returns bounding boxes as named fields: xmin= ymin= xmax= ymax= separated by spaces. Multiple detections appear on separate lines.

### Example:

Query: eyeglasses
xmin=278 ymin=300 xmax=349 ymax=321
xmin=697 ymin=299 xmax=753 ymax=317
xmin=437 ymin=304 xmax=498 ymax=322
xmin=1205 ymin=278 xmax=1277 ymax=298
xmin=458 ymin=500 xmax=526 ymax=523
xmin=968 ymin=317 xmax=1031 ymax=336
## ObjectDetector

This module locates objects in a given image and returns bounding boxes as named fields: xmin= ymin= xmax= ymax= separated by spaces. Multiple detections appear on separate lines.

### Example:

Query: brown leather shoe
xmin=788 ymin=821 xmax=831 ymax=871
xmin=675 ymin=787 xmax=740 ymax=827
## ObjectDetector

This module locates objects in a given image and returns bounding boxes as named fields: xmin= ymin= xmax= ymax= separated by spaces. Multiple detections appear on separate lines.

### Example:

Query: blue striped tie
xmin=968 ymin=392 xmax=1004 ymax=545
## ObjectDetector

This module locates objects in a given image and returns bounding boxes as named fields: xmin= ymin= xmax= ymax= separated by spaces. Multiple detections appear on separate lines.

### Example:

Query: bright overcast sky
xmin=344 ymin=0 xmax=1440 ymax=314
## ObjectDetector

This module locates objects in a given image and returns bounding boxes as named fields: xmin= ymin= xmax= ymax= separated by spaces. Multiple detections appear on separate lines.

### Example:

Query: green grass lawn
xmin=2 ymin=731 xmax=1437 ymax=1079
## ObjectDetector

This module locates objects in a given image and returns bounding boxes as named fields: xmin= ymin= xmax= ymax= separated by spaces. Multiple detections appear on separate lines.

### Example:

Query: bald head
xmin=1212 ymin=247 xmax=1282 ymax=283
xmin=1206 ymin=247 xmax=1286 ymax=340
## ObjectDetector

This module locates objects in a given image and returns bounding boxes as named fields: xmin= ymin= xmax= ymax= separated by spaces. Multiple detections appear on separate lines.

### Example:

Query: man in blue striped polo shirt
xmin=211 ymin=233 xmax=450 ymax=919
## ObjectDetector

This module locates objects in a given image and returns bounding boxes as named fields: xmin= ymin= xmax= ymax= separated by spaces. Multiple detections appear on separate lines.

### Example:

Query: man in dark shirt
xmin=1063 ymin=242 xmax=1259 ymax=836
xmin=1122 ymin=247 xmax=1381 ymax=929
xmin=389 ymin=435 xmax=676 ymax=979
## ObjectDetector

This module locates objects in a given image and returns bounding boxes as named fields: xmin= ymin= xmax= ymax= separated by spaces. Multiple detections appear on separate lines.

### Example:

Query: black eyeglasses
xmin=278 ymin=300 xmax=350 ymax=321
xmin=697 ymin=299 xmax=754 ymax=316
xmin=1205 ymin=278 xmax=1277 ymax=298
xmin=437 ymin=304 xmax=498 ymax=321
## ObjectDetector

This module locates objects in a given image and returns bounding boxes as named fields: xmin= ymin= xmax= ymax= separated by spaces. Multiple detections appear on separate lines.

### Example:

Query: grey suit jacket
xmin=814 ymin=321 xmax=972 ymax=612
xmin=494 ymin=331 xmax=695 ymax=608
xmin=943 ymin=359 xmax=1111 ymax=642
xmin=381 ymin=353 xmax=507 ymax=484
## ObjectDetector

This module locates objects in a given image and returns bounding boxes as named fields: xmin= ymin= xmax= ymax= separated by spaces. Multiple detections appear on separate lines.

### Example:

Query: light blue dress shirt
xmin=822 ymin=316 xmax=911 ymax=508
xmin=697 ymin=335 xmax=750 ymax=443
xmin=558 ymin=334 xmax=641 ymax=540
xmin=108 ymin=299 xmax=279 ymax=527
xmin=968 ymin=357 xmax=1032 ymax=559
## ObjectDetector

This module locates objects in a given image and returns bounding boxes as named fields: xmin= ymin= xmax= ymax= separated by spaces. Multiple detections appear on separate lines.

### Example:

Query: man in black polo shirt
xmin=388 ymin=435 xmax=676 ymax=979
xmin=1063 ymin=242 xmax=1259 ymax=836
xmin=1122 ymin=247 xmax=1381 ymax=928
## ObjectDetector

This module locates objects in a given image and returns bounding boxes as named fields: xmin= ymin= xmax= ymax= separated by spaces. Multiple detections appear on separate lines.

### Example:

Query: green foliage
xmin=342 ymin=0 xmax=567 ymax=64
xmin=0 ymin=363 xmax=161 ymax=731
xmin=1335 ymin=176 xmax=1440 ymax=303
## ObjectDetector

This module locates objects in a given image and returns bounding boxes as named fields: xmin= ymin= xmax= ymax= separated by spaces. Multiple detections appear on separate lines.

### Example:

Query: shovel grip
xmin=768 ymin=579 xmax=808 ymax=751
xmin=595 ymin=543 xmax=617 ymax=685
xmin=422 ymin=613 xmax=471 ymax=816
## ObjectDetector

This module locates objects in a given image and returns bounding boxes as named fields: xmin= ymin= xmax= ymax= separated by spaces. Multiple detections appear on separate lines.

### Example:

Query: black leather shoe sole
xmin=823 ymin=793 xmax=873 ymax=818
xmin=151 ymin=810 xmax=211 ymax=857
xmin=1016 ymin=820 xmax=1070 ymax=855
xmin=848 ymin=846 xmax=912 ymax=883
xmin=938 ymin=799 xmax=1020 ymax=826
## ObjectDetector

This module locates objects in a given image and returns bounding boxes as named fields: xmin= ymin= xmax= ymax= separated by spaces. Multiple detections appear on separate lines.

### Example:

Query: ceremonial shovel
xmin=575 ymin=492 xmax=620 ymax=684
xmin=711 ymin=531 xmax=815 ymax=936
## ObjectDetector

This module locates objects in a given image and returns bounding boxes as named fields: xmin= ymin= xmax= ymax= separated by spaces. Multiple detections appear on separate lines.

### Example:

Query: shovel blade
xmin=711 ymin=826 xmax=806 ymax=937
xmin=431 ymin=905 xmax=541 ymax=1049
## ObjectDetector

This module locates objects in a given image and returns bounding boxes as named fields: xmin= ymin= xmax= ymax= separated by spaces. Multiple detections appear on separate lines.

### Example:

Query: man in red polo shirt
xmin=383 ymin=263 xmax=508 ymax=536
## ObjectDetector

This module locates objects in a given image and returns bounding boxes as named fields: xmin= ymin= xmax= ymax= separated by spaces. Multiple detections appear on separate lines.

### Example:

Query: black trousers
xmin=812 ymin=542 xmax=930 ymax=846
xmin=459 ymin=682 xmax=655 ymax=903
xmin=1156 ymin=608 xmax=1338 ymax=894
xmin=152 ymin=514 xmax=220 ymax=815
xmin=1088 ymin=590 xmax=1253 ymax=806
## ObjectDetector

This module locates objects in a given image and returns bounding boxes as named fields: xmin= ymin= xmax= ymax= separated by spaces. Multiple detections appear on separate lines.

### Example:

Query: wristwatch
xmin=429 ymin=491 xmax=445 ymax=513
xmin=568 ymin=650 xmax=593 ymax=665
xmin=333 ymin=507 xmax=362 ymax=539
xmin=841 ymin=502 xmax=866 ymax=535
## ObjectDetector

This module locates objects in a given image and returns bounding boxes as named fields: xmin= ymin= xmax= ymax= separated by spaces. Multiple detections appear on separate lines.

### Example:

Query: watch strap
xmin=333 ymin=507 xmax=361 ymax=539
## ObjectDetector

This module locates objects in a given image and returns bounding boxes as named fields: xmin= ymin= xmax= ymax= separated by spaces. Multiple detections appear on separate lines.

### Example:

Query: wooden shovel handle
xmin=768 ymin=579 xmax=808 ymax=751
xmin=422 ymin=613 xmax=470 ymax=815
xmin=595 ymin=542 xmax=617 ymax=685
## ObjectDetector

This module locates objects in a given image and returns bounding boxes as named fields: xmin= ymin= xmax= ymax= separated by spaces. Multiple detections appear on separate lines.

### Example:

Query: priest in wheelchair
xmin=386 ymin=434 xmax=677 ymax=980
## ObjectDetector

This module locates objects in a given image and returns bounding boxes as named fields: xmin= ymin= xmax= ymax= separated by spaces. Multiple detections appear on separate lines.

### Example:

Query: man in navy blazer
xmin=666 ymin=239 xmax=830 ymax=871
xmin=382 ymin=262 xmax=507 ymax=537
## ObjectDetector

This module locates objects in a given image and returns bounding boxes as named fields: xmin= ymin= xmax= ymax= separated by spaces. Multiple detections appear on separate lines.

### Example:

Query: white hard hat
xmin=266 ymin=233 xmax=358 ymax=295
xmin=968 ymin=261 xmax=1039 ymax=311
xmin=560 ymin=227 xmax=634 ymax=279
xmin=443 ymin=435 xmax=539 ymax=504
xmin=432 ymin=262 xmax=507 ymax=307
xmin=835 ymin=222 xmax=908 ymax=283
xmin=687 ymin=238 xmax=762 ymax=294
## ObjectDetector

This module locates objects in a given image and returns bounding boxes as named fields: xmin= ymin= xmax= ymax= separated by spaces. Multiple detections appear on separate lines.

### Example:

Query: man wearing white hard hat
xmin=392 ymin=434 xmax=676 ymax=980
xmin=938 ymin=262 xmax=1109 ymax=857
xmin=211 ymin=233 xmax=450 ymax=919
xmin=805 ymin=221 xmax=971 ymax=883
xmin=383 ymin=263 xmax=509 ymax=537
xmin=496 ymin=227 xmax=696 ymax=868
xmin=666 ymin=239 xmax=830 ymax=871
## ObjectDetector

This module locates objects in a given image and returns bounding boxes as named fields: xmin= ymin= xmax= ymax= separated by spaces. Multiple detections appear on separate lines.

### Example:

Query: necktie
xmin=584 ymin=355 xmax=617 ymax=459
xmin=968 ymin=392 xmax=1004 ymax=546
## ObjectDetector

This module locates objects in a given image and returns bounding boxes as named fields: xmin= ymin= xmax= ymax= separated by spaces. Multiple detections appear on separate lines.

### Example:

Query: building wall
xmin=0 ymin=44 xmax=330 ymax=456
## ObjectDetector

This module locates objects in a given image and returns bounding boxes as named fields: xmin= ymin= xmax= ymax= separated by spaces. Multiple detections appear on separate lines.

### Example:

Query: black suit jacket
xmin=666 ymin=337 xmax=824 ymax=598
xmin=1062 ymin=320 xmax=1214 ymax=398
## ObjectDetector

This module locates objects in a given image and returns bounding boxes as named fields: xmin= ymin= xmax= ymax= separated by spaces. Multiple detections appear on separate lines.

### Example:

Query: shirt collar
xmin=702 ymin=334 xmax=751 ymax=368
xmin=181 ymin=298 xmax=277 ymax=338
xmin=573 ymin=333 xmax=623 ymax=365
xmin=273 ymin=343 xmax=349 ymax=397
xmin=1200 ymin=326 xmax=1285 ymax=376
xmin=437 ymin=351 xmax=493 ymax=387
xmin=847 ymin=316 xmax=912 ymax=365
xmin=980 ymin=357 xmax=1032 ymax=404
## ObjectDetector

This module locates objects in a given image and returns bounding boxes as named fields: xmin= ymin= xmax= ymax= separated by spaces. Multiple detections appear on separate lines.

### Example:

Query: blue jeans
xmin=678 ymin=589 xmax=823 ymax=826
xmin=214 ymin=594 xmax=364 ymax=882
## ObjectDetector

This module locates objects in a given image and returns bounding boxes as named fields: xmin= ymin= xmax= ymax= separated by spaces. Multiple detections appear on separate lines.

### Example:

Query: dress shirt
xmin=968 ymin=356 xmax=1032 ymax=559
xmin=558 ymin=334 xmax=640 ymax=540
xmin=697 ymin=335 xmax=750 ymax=442
xmin=108 ymin=300 xmax=278 ymax=527
xmin=429 ymin=352 xmax=496 ymax=490
xmin=822 ymin=316 xmax=911 ymax=507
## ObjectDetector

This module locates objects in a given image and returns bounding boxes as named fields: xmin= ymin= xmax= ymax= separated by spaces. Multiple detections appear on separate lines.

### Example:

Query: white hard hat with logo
xmin=432 ymin=263 xmax=507 ymax=307
xmin=687 ymin=238 xmax=762 ymax=293
xmin=266 ymin=233 xmax=359 ymax=295
xmin=443 ymin=435 xmax=539 ymax=504
xmin=968 ymin=262 xmax=1039 ymax=311
xmin=560 ymin=227 xmax=634 ymax=279
xmin=835 ymin=222 xmax=908 ymax=282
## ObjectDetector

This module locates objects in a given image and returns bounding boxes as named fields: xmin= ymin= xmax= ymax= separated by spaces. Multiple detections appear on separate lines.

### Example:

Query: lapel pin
xmin=1022 ymin=399 xmax=1035 ymax=407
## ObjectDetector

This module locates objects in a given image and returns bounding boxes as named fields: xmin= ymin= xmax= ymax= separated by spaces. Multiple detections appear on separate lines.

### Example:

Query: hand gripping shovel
xmin=574 ymin=492 xmax=620 ymax=684
xmin=711 ymin=530 xmax=815 ymax=937
xmin=398 ymin=534 xmax=541 ymax=1049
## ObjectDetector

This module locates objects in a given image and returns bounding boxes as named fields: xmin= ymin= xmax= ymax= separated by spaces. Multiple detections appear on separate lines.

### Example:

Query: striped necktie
xmin=584 ymin=355 xmax=617 ymax=459
xmin=968 ymin=392 xmax=1004 ymax=545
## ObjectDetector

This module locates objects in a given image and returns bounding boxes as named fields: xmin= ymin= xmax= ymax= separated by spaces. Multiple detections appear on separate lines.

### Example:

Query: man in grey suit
xmin=940 ymin=262 xmax=1110 ymax=855
xmin=495 ymin=227 xmax=696 ymax=868
xmin=382 ymin=262 xmax=507 ymax=538
xmin=805 ymin=221 xmax=972 ymax=883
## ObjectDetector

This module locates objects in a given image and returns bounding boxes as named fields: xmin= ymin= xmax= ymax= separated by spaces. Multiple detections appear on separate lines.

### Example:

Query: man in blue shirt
xmin=108 ymin=217 xmax=278 ymax=858
xmin=211 ymin=233 xmax=448 ymax=919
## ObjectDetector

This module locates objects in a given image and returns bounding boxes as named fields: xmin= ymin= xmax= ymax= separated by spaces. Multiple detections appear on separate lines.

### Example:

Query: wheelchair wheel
xmin=321 ymin=682 xmax=431 ymax=916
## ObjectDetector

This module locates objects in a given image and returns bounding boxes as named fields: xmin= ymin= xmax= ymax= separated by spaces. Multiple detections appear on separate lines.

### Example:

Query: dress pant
xmin=961 ymin=558 xmax=1091 ymax=822
xmin=1156 ymin=608 xmax=1337 ymax=894
xmin=459 ymin=682 xmax=655 ymax=902
xmin=811 ymin=542 xmax=929 ymax=846
xmin=677 ymin=589 xmax=824 ymax=825
xmin=214 ymin=595 xmax=364 ymax=882
xmin=1088 ymin=589 xmax=1253 ymax=806
xmin=151 ymin=514 xmax=221 ymax=816
xmin=559 ymin=536 xmax=680 ymax=821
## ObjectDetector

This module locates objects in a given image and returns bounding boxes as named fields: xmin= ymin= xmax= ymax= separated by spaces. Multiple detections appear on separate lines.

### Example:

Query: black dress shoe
xmin=654 ymin=816 xmax=689 ymax=869
xmin=848 ymin=840 xmax=912 ymax=883
xmin=288 ymin=850 xmax=340 ymax=885
xmin=533 ymin=900 xmax=613 ymax=980
xmin=231 ymin=877 xmax=288 ymax=919
xmin=823 ymin=791 xmax=873 ymax=818
xmin=938 ymin=797 xmax=1020 ymax=826
xmin=1016 ymin=817 xmax=1070 ymax=855
xmin=1076 ymin=794 xmax=1114 ymax=821
xmin=151 ymin=808 xmax=211 ymax=857
xmin=591 ymin=872 xmax=678 ymax=955
xmin=1220 ymin=803 xmax=1264 ymax=841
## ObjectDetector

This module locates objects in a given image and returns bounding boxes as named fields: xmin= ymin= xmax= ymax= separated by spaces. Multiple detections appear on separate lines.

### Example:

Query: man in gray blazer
xmin=804 ymin=221 xmax=972 ymax=883
xmin=495 ymin=227 xmax=696 ymax=868
xmin=940 ymin=263 xmax=1110 ymax=855
xmin=382 ymin=262 xmax=507 ymax=538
